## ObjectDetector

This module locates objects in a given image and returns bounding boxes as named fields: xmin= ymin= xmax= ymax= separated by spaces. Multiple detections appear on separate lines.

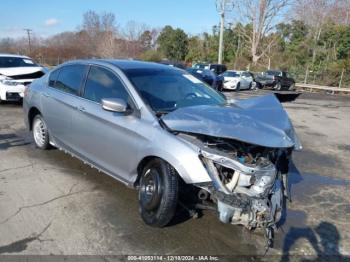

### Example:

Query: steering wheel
xmin=184 ymin=93 xmax=197 ymax=100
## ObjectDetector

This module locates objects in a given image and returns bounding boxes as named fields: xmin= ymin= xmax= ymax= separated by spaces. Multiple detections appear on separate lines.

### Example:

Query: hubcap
xmin=140 ymin=168 xmax=163 ymax=211
xmin=33 ymin=118 xmax=46 ymax=147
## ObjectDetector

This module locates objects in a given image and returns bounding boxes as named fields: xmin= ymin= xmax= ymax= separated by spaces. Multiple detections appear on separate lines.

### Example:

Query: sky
xmin=0 ymin=0 xmax=222 ymax=39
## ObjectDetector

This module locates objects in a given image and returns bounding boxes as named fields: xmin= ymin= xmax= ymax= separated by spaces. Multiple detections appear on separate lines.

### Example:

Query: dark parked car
xmin=186 ymin=68 xmax=223 ymax=91
xmin=192 ymin=63 xmax=227 ymax=75
xmin=158 ymin=60 xmax=186 ymax=69
xmin=255 ymin=70 xmax=295 ymax=90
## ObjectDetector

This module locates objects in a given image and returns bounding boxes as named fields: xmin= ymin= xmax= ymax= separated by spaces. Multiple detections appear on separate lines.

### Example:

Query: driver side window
xmin=83 ymin=66 xmax=129 ymax=104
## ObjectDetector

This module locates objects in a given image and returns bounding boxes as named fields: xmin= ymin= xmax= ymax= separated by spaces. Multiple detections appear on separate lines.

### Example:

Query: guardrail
xmin=296 ymin=83 xmax=350 ymax=94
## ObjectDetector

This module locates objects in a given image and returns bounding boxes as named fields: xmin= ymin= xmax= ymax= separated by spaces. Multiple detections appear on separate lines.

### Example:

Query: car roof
xmin=0 ymin=53 xmax=31 ymax=59
xmin=63 ymin=59 xmax=178 ymax=71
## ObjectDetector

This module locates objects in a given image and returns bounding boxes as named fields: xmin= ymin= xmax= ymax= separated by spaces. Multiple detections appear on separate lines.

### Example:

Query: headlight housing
xmin=0 ymin=76 xmax=20 ymax=86
xmin=200 ymin=150 xmax=276 ymax=197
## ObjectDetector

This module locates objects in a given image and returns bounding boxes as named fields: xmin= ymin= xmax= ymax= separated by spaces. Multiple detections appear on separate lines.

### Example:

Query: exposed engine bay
xmin=177 ymin=132 xmax=292 ymax=247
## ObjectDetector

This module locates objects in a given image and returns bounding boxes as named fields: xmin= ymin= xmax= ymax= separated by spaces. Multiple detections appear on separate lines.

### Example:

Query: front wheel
xmin=32 ymin=115 xmax=51 ymax=150
xmin=289 ymin=83 xmax=296 ymax=91
xmin=139 ymin=158 xmax=179 ymax=227
xmin=275 ymin=82 xmax=282 ymax=90
xmin=236 ymin=82 xmax=241 ymax=92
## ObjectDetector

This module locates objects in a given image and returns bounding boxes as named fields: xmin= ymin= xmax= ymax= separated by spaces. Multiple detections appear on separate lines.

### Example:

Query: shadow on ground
xmin=281 ymin=221 xmax=349 ymax=261
xmin=0 ymin=133 xmax=31 ymax=151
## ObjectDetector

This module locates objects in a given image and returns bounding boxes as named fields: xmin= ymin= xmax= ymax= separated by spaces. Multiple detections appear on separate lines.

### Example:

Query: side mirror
xmin=102 ymin=98 xmax=127 ymax=113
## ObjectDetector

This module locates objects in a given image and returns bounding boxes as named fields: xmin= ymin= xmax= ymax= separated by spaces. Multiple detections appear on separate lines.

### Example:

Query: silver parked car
xmin=23 ymin=60 xmax=301 ymax=246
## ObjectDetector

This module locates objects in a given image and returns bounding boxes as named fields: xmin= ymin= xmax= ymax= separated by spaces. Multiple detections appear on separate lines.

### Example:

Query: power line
xmin=23 ymin=28 xmax=33 ymax=54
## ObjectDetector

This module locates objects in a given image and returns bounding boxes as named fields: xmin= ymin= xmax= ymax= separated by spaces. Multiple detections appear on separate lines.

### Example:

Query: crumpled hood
xmin=162 ymin=94 xmax=301 ymax=149
xmin=0 ymin=66 xmax=43 ymax=77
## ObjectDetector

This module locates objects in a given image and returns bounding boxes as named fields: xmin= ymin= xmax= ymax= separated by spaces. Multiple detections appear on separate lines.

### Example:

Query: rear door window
xmin=242 ymin=72 xmax=251 ymax=78
xmin=83 ymin=66 xmax=129 ymax=104
xmin=48 ymin=69 xmax=60 ymax=87
xmin=55 ymin=65 xmax=87 ymax=95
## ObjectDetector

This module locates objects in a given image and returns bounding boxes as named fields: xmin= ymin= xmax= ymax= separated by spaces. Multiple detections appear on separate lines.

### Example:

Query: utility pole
xmin=23 ymin=28 xmax=32 ymax=54
xmin=216 ymin=0 xmax=233 ymax=64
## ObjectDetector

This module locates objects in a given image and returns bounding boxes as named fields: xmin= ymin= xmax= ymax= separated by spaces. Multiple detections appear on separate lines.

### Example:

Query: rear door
xmin=42 ymin=64 xmax=88 ymax=148
xmin=71 ymin=65 xmax=144 ymax=182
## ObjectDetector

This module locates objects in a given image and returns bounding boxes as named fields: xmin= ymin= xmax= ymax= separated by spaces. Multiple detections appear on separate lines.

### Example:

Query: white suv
xmin=0 ymin=54 xmax=46 ymax=102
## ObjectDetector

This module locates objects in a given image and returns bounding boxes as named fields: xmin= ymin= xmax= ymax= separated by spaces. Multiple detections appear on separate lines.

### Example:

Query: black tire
xmin=236 ymin=82 xmax=241 ymax=92
xmin=218 ymin=82 xmax=223 ymax=92
xmin=256 ymin=82 xmax=263 ymax=89
xmin=139 ymin=158 xmax=179 ymax=227
xmin=32 ymin=115 xmax=51 ymax=150
xmin=275 ymin=82 xmax=282 ymax=90
xmin=248 ymin=82 xmax=252 ymax=90
xmin=289 ymin=83 xmax=296 ymax=91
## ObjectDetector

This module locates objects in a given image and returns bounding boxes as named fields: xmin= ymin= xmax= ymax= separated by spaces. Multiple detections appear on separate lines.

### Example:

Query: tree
xmin=80 ymin=10 xmax=120 ymax=58
xmin=139 ymin=30 xmax=153 ymax=50
xmin=234 ymin=0 xmax=289 ymax=65
xmin=157 ymin=26 xmax=188 ymax=61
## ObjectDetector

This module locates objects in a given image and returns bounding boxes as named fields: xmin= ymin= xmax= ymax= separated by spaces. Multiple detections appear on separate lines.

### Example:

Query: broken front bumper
xmin=200 ymin=150 xmax=284 ymax=229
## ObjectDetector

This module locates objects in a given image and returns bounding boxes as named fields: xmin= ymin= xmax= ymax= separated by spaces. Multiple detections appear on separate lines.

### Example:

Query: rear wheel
xmin=289 ymin=83 xmax=296 ymax=91
xmin=32 ymin=115 xmax=51 ymax=150
xmin=139 ymin=158 xmax=179 ymax=227
xmin=249 ymin=82 xmax=256 ymax=90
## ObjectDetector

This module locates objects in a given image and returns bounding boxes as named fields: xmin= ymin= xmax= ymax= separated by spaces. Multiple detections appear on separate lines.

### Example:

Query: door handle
xmin=43 ymin=92 xmax=50 ymax=98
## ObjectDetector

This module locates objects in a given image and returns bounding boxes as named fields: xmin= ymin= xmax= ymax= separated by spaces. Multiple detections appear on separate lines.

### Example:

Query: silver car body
xmin=24 ymin=60 xmax=301 ymax=240
xmin=24 ymin=60 xmax=213 ymax=186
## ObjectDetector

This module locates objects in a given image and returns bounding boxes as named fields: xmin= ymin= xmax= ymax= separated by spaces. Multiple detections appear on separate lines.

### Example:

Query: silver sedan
xmin=23 ymin=60 xmax=301 ymax=246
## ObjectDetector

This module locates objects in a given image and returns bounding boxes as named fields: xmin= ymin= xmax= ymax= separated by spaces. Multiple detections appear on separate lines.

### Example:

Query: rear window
xmin=0 ymin=57 xmax=38 ymax=68
xmin=266 ymin=71 xmax=282 ymax=76
xmin=48 ymin=69 xmax=60 ymax=87
xmin=54 ymin=65 xmax=87 ymax=95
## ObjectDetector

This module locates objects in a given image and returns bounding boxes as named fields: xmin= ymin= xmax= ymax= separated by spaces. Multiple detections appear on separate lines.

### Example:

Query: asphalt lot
xmin=0 ymin=90 xmax=349 ymax=260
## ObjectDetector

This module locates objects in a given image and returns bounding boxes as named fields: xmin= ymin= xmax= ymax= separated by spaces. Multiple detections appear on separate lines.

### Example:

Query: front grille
xmin=10 ymin=71 xmax=45 ymax=80
xmin=6 ymin=92 xmax=21 ymax=101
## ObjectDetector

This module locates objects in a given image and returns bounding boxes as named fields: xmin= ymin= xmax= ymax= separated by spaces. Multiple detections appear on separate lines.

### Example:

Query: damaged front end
xmin=183 ymin=133 xmax=291 ymax=247
xmin=161 ymin=94 xmax=300 ymax=247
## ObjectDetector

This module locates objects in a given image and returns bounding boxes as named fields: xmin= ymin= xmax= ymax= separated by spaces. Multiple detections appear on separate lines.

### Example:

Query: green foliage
xmin=336 ymin=26 xmax=350 ymax=59
xmin=139 ymin=30 xmax=153 ymax=50
xmin=139 ymin=49 xmax=163 ymax=62
xmin=157 ymin=26 xmax=188 ymax=61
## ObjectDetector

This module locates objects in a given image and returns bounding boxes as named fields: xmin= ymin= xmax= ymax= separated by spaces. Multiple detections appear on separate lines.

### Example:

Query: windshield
xmin=0 ymin=57 xmax=38 ymax=68
xmin=124 ymin=68 xmax=226 ymax=113
xmin=193 ymin=64 xmax=209 ymax=70
xmin=224 ymin=71 xmax=240 ymax=77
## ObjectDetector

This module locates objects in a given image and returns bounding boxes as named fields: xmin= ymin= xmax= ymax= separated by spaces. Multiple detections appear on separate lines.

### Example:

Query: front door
xmin=71 ymin=65 xmax=147 ymax=183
